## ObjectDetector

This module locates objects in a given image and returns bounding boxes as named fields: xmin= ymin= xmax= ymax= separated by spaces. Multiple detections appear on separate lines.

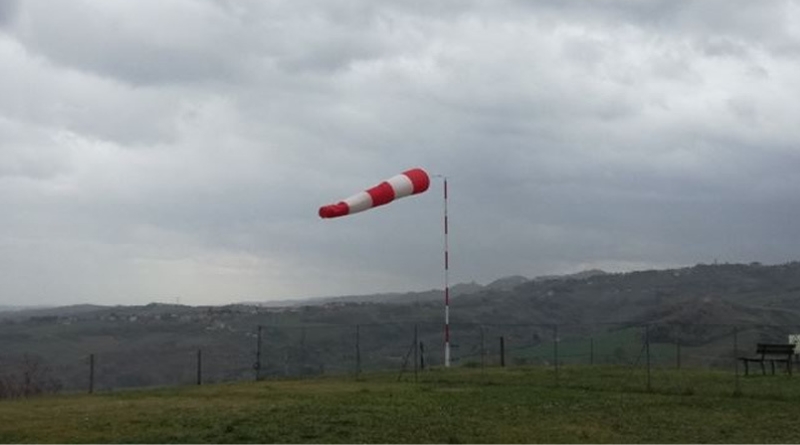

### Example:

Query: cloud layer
xmin=2 ymin=0 xmax=800 ymax=305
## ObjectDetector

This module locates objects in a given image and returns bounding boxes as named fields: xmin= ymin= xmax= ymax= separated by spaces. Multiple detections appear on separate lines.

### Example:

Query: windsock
xmin=319 ymin=168 xmax=430 ymax=218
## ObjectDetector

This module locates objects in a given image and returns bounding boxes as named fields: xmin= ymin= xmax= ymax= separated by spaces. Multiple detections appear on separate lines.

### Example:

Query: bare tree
xmin=0 ymin=354 xmax=61 ymax=399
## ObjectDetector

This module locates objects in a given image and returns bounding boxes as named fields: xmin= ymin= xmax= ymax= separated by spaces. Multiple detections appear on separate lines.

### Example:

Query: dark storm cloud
xmin=1 ymin=0 xmax=799 ymax=306
xmin=9 ymin=1 xmax=246 ymax=86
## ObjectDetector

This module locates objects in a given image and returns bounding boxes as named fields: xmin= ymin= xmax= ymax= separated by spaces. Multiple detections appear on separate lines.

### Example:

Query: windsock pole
xmin=442 ymin=177 xmax=451 ymax=368
xmin=318 ymin=168 xmax=445 ymax=363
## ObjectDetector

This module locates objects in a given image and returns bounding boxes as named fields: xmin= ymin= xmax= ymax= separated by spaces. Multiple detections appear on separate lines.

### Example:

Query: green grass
xmin=2 ymin=366 xmax=800 ymax=443
xmin=508 ymin=327 xmax=644 ymax=365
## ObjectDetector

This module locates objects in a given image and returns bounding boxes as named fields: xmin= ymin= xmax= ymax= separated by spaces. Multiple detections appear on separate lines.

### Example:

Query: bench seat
xmin=738 ymin=343 xmax=795 ymax=376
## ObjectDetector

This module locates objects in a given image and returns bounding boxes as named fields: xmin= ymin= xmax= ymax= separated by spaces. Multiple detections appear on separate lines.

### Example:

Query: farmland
xmin=2 ymin=366 xmax=800 ymax=443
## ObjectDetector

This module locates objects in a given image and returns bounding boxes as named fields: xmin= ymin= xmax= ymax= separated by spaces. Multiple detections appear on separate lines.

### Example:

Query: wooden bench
xmin=738 ymin=343 xmax=795 ymax=376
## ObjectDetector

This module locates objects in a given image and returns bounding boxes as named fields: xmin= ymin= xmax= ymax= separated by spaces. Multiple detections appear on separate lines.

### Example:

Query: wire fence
xmin=2 ymin=321 xmax=799 ymax=399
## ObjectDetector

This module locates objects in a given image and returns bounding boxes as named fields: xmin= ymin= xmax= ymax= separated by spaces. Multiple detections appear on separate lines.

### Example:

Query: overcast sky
xmin=2 ymin=0 xmax=800 ymax=307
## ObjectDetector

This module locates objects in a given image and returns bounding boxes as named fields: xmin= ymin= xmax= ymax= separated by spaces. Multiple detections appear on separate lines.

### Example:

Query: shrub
xmin=0 ymin=354 xmax=62 ymax=399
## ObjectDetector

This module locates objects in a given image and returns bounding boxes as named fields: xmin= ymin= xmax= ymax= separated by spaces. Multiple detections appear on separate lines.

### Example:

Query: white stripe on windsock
xmin=343 ymin=191 xmax=373 ymax=214
xmin=386 ymin=174 xmax=415 ymax=198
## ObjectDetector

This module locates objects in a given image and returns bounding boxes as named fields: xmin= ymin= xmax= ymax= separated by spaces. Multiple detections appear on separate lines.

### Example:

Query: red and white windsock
xmin=318 ymin=168 xmax=430 ymax=218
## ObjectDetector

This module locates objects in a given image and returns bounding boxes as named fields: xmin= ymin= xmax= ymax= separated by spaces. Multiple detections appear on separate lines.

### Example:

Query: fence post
xmin=553 ymin=325 xmax=559 ymax=386
xmin=500 ymin=336 xmax=505 ymax=367
xmin=88 ymin=353 xmax=95 ymax=394
xmin=645 ymin=325 xmax=651 ymax=392
xmin=255 ymin=325 xmax=263 ymax=381
xmin=675 ymin=326 xmax=681 ymax=370
xmin=590 ymin=337 xmax=594 ymax=366
xmin=197 ymin=349 xmax=202 ymax=386
xmin=734 ymin=326 xmax=741 ymax=396
xmin=420 ymin=342 xmax=425 ymax=371
xmin=414 ymin=324 xmax=419 ymax=382
xmin=480 ymin=325 xmax=485 ymax=371
xmin=355 ymin=324 xmax=361 ymax=378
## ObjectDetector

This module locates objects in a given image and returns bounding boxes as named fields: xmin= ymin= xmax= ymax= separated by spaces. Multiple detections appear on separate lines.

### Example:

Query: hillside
xmin=2 ymin=262 xmax=800 ymax=392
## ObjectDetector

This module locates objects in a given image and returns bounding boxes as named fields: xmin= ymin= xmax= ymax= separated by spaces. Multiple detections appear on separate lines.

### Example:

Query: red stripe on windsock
xmin=318 ymin=202 xmax=350 ymax=218
xmin=403 ymin=168 xmax=430 ymax=194
xmin=366 ymin=182 xmax=396 ymax=207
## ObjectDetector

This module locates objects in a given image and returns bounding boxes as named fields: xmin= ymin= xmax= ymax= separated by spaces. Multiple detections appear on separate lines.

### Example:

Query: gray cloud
xmin=0 ymin=0 xmax=17 ymax=27
xmin=1 ymin=1 xmax=800 ymax=306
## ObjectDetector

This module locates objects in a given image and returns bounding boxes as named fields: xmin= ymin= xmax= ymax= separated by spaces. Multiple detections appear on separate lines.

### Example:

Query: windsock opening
xmin=403 ymin=168 xmax=430 ymax=194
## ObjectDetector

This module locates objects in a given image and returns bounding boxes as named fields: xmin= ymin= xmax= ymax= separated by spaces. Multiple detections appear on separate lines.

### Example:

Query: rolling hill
xmin=2 ymin=261 xmax=800 ymax=392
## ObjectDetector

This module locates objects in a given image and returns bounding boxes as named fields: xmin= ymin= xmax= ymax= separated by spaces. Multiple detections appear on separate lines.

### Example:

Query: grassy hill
xmin=3 ymin=262 xmax=800 ymax=393
xmin=2 ymin=366 xmax=800 ymax=443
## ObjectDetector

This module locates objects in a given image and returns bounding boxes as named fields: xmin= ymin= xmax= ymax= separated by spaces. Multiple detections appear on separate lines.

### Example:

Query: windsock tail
xmin=318 ymin=202 xmax=349 ymax=219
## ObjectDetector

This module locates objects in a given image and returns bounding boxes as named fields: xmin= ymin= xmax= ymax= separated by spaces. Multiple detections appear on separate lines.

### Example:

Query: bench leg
xmin=771 ymin=360 xmax=776 ymax=375
xmin=761 ymin=360 xmax=766 ymax=375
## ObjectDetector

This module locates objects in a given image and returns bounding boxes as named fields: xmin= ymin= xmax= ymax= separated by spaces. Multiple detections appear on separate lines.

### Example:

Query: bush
xmin=0 ymin=354 xmax=62 ymax=399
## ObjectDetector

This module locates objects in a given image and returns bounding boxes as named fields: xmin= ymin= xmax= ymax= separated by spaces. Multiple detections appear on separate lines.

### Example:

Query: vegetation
xmin=3 ymin=262 xmax=800 ymax=392
xmin=0 ymin=355 xmax=62 ymax=399
xmin=2 ymin=366 xmax=800 ymax=443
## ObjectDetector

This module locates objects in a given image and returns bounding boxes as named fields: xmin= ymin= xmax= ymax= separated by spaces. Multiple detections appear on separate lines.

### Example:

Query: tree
xmin=0 ymin=354 xmax=62 ymax=399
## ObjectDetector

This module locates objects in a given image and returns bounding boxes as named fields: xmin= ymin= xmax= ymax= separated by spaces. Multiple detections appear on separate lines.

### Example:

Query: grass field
xmin=2 ymin=365 xmax=800 ymax=443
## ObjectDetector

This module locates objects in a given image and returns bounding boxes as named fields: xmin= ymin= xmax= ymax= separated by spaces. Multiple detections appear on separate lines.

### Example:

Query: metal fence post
xmin=734 ymin=326 xmax=741 ymax=396
xmin=500 ymin=336 xmax=505 ymax=367
xmin=355 ymin=324 xmax=361 ymax=378
xmin=675 ymin=326 xmax=681 ymax=370
xmin=255 ymin=325 xmax=262 ymax=381
xmin=420 ymin=341 xmax=425 ymax=371
xmin=197 ymin=349 xmax=202 ymax=386
xmin=414 ymin=324 xmax=419 ymax=382
xmin=554 ymin=324 xmax=559 ymax=386
xmin=645 ymin=325 xmax=651 ymax=392
xmin=300 ymin=327 xmax=307 ymax=374
xmin=480 ymin=325 xmax=485 ymax=371
xmin=89 ymin=353 xmax=95 ymax=394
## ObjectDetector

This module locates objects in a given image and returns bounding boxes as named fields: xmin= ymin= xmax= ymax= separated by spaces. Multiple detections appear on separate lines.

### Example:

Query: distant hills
xmin=0 ymin=269 xmax=609 ymax=315
xmin=0 ymin=304 xmax=108 ymax=318
xmin=3 ymin=261 xmax=800 ymax=392
xmin=3 ymin=263 xmax=799 ymax=327
xmin=241 ymin=269 xmax=609 ymax=308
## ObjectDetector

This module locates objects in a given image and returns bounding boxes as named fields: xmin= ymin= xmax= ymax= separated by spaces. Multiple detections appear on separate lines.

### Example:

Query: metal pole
xmin=500 ymin=336 xmax=505 ymax=367
xmin=734 ymin=326 xmax=740 ymax=395
xmin=300 ymin=327 xmax=306 ymax=374
xmin=197 ymin=349 xmax=202 ymax=386
xmin=89 ymin=353 xmax=95 ymax=394
xmin=414 ymin=324 xmax=419 ymax=382
xmin=443 ymin=177 xmax=451 ymax=367
xmin=356 ymin=324 xmax=361 ymax=378
xmin=554 ymin=325 xmax=559 ymax=386
xmin=420 ymin=342 xmax=425 ymax=371
xmin=255 ymin=325 xmax=262 ymax=381
xmin=480 ymin=325 xmax=485 ymax=371
xmin=645 ymin=325 xmax=651 ymax=392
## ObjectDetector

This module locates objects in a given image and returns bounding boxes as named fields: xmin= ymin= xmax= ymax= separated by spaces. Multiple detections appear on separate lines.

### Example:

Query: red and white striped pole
xmin=444 ymin=177 xmax=451 ymax=367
